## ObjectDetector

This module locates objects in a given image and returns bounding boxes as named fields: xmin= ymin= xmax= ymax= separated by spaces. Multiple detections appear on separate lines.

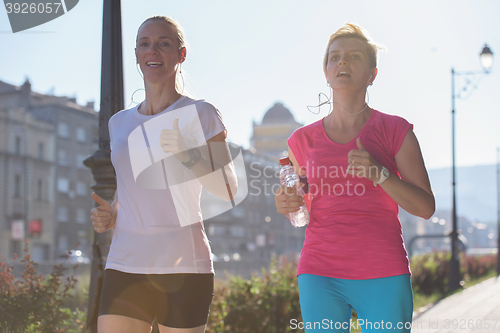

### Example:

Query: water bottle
xmin=279 ymin=157 xmax=309 ymax=227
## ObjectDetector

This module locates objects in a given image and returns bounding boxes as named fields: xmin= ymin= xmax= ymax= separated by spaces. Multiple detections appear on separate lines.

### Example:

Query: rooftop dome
xmin=261 ymin=102 xmax=295 ymax=124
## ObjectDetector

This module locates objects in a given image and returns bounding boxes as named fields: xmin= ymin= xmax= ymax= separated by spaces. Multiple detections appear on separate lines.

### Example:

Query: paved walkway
xmin=412 ymin=276 xmax=500 ymax=332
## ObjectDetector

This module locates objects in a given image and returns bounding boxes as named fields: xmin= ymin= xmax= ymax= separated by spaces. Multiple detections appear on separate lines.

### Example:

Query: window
xmin=76 ymin=127 xmax=86 ymax=142
xmin=76 ymin=209 xmax=86 ymax=224
xmin=58 ymin=150 xmax=70 ymax=166
xmin=38 ymin=142 xmax=44 ymax=160
xmin=58 ymin=235 xmax=69 ymax=251
xmin=14 ymin=175 xmax=21 ymax=197
xmin=58 ymin=122 xmax=69 ymax=138
xmin=32 ymin=244 xmax=47 ymax=261
xmin=15 ymin=136 xmax=21 ymax=155
xmin=230 ymin=226 xmax=245 ymax=237
xmin=76 ymin=181 xmax=87 ymax=196
xmin=231 ymin=206 xmax=245 ymax=218
xmin=57 ymin=206 xmax=69 ymax=222
xmin=57 ymin=178 xmax=69 ymax=193
xmin=208 ymin=225 xmax=226 ymax=236
xmin=37 ymin=180 xmax=42 ymax=201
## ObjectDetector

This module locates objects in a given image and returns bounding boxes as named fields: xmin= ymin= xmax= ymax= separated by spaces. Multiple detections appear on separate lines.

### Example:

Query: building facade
xmin=0 ymin=78 xmax=98 ymax=261
xmin=250 ymin=102 xmax=302 ymax=161
xmin=205 ymin=102 xmax=306 ymax=277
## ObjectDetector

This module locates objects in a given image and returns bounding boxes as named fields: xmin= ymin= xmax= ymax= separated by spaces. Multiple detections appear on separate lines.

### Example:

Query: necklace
xmin=333 ymin=102 xmax=369 ymax=116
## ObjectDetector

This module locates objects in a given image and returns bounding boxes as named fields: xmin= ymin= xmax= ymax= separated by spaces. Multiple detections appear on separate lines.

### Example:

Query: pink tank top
xmin=287 ymin=109 xmax=412 ymax=280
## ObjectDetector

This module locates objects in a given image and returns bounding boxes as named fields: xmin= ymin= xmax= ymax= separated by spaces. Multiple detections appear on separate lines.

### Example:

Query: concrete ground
xmin=412 ymin=276 xmax=500 ymax=333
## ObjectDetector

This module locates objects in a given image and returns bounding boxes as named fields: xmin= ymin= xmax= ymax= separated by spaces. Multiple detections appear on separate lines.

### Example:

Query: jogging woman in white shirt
xmin=90 ymin=16 xmax=237 ymax=333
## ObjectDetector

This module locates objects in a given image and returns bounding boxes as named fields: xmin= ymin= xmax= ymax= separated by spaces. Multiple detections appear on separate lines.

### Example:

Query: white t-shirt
xmin=106 ymin=95 xmax=225 ymax=274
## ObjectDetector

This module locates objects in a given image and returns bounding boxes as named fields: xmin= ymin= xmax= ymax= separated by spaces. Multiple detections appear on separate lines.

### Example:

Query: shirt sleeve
xmin=195 ymin=101 xmax=226 ymax=144
xmin=392 ymin=116 xmax=413 ymax=157
xmin=287 ymin=129 xmax=305 ymax=169
xmin=108 ymin=116 xmax=114 ymax=151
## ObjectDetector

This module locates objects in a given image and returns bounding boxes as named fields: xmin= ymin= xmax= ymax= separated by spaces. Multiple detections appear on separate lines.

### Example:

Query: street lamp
xmin=449 ymin=44 xmax=493 ymax=292
xmin=480 ymin=45 xmax=493 ymax=71
xmin=84 ymin=0 xmax=123 ymax=331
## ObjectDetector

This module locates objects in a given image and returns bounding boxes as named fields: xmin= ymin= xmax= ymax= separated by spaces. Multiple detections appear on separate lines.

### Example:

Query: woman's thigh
xmin=298 ymin=273 xmax=413 ymax=333
xmin=98 ymin=270 xmax=213 ymax=331
xmin=98 ymin=269 xmax=156 ymax=325
xmin=349 ymin=274 xmax=413 ymax=333
xmin=298 ymin=274 xmax=353 ymax=332
xmin=152 ymin=273 xmax=214 ymax=329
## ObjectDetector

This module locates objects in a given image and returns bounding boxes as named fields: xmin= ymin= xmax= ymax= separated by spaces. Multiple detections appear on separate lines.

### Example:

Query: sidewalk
xmin=412 ymin=276 xmax=500 ymax=332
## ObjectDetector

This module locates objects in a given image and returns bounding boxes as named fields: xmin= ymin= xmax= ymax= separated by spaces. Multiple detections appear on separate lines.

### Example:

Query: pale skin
xmin=275 ymin=37 xmax=435 ymax=221
xmin=90 ymin=19 xmax=235 ymax=333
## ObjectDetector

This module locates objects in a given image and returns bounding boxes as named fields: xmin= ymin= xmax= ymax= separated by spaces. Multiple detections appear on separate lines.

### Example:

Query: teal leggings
xmin=297 ymin=274 xmax=413 ymax=332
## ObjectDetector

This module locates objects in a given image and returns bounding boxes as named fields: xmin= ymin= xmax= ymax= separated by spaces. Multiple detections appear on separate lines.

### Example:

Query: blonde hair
xmin=323 ymin=22 xmax=386 ymax=74
xmin=136 ymin=16 xmax=187 ymax=94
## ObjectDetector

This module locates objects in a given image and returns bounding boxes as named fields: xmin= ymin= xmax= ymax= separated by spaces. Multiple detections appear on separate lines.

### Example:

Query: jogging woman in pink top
xmin=275 ymin=22 xmax=434 ymax=332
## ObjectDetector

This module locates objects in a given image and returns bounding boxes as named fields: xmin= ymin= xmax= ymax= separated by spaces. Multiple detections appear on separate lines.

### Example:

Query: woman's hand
xmin=90 ymin=192 xmax=117 ymax=233
xmin=159 ymin=117 xmax=190 ymax=163
xmin=275 ymin=185 xmax=305 ymax=216
xmin=347 ymin=138 xmax=383 ymax=183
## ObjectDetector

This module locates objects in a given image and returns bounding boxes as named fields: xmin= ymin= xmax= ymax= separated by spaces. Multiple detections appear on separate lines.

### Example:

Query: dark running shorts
xmin=98 ymin=269 xmax=214 ymax=328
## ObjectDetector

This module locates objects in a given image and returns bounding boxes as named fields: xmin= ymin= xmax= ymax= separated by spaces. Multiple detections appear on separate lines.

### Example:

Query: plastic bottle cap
xmin=279 ymin=157 xmax=290 ymax=166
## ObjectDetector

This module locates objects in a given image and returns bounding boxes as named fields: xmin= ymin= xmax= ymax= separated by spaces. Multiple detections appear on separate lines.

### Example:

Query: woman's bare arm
xmin=188 ymin=131 xmax=238 ymax=202
xmin=381 ymin=129 xmax=435 ymax=219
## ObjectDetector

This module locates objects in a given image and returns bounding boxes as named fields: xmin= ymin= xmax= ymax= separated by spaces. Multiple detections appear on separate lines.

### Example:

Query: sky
xmin=1 ymin=0 xmax=499 ymax=170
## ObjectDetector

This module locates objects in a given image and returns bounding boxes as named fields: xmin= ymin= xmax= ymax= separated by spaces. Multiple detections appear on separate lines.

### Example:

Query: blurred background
xmin=0 ymin=0 xmax=499 ymax=280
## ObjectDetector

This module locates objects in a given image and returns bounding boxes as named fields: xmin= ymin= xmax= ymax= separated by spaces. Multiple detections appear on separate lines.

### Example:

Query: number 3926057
xmin=5 ymin=2 xmax=62 ymax=14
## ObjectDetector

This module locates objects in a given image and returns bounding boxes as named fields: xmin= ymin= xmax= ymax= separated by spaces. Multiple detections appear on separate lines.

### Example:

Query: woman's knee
xmin=158 ymin=323 xmax=206 ymax=333
xmin=98 ymin=314 xmax=152 ymax=333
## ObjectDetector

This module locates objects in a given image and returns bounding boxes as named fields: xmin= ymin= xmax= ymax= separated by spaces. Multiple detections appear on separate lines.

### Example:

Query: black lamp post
xmin=83 ymin=0 xmax=123 ymax=331
xmin=449 ymin=44 xmax=493 ymax=291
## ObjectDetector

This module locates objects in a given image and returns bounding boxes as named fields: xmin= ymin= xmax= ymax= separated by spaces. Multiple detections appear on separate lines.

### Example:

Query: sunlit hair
xmin=136 ymin=16 xmax=187 ymax=94
xmin=323 ymin=22 xmax=386 ymax=73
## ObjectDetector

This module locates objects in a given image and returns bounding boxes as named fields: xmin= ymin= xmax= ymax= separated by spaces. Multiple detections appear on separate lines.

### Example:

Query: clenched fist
xmin=159 ymin=117 xmax=190 ymax=163
xmin=274 ymin=185 xmax=305 ymax=216
xmin=90 ymin=192 xmax=117 ymax=233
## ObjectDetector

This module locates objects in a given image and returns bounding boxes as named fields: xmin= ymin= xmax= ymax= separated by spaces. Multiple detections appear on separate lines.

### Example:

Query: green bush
xmin=59 ymin=308 xmax=88 ymax=333
xmin=410 ymin=251 xmax=454 ymax=295
xmin=207 ymin=255 xmax=302 ymax=333
xmin=462 ymin=253 xmax=497 ymax=280
xmin=0 ymin=240 xmax=85 ymax=332
xmin=410 ymin=251 xmax=497 ymax=295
